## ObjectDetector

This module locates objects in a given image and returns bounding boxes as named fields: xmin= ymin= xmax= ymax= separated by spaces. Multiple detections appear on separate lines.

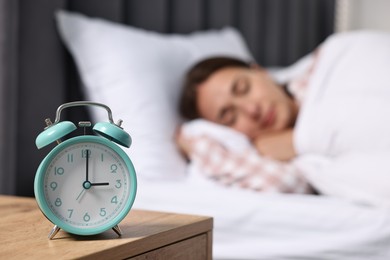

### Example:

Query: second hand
xmin=76 ymin=188 xmax=85 ymax=201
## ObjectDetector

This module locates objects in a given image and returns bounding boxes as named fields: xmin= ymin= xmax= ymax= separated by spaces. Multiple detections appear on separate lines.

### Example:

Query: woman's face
xmin=196 ymin=66 xmax=298 ymax=139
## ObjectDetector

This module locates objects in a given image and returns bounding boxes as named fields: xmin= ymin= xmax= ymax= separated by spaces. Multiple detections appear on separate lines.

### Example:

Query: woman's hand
xmin=253 ymin=128 xmax=296 ymax=161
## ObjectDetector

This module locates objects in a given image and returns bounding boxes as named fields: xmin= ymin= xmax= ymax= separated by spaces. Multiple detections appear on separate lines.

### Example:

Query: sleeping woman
xmin=177 ymin=30 xmax=390 ymax=207
xmin=178 ymin=56 xmax=299 ymax=162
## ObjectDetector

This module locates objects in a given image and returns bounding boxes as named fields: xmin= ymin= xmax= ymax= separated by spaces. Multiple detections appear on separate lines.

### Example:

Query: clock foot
xmin=112 ymin=225 xmax=122 ymax=237
xmin=48 ymin=225 xmax=61 ymax=240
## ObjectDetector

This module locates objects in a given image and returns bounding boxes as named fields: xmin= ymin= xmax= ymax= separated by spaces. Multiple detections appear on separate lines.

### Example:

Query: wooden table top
xmin=0 ymin=195 xmax=213 ymax=259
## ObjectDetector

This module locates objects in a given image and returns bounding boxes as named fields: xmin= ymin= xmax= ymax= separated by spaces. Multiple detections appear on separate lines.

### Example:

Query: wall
xmin=336 ymin=0 xmax=390 ymax=32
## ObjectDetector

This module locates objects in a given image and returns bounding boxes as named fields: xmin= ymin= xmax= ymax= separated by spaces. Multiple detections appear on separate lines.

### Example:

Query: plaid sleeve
xmin=288 ymin=48 xmax=321 ymax=104
xmin=186 ymin=135 xmax=313 ymax=194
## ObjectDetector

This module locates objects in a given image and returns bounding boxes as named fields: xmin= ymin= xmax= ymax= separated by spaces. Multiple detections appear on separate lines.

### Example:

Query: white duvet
xmin=134 ymin=31 xmax=390 ymax=259
xmin=294 ymin=31 xmax=390 ymax=208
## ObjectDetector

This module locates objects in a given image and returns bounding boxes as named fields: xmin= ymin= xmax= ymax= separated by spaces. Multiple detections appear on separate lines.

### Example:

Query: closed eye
xmin=232 ymin=76 xmax=250 ymax=96
xmin=219 ymin=106 xmax=237 ymax=126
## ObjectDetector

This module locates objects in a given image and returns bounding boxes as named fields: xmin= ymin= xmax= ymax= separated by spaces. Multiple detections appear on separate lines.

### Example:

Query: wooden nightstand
xmin=0 ymin=195 xmax=213 ymax=259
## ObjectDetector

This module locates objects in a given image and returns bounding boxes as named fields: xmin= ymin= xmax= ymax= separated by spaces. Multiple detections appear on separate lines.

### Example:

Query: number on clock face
xmin=43 ymin=142 xmax=130 ymax=229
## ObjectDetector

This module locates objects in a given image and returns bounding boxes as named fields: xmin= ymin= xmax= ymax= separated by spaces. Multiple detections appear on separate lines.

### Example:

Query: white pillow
xmin=55 ymin=10 xmax=253 ymax=181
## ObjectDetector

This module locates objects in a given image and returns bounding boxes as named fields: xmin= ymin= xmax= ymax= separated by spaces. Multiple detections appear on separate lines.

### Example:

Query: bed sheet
xmin=134 ymin=173 xmax=390 ymax=260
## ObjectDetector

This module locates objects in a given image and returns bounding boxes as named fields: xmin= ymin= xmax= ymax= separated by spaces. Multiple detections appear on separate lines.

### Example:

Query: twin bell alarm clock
xmin=34 ymin=101 xmax=137 ymax=239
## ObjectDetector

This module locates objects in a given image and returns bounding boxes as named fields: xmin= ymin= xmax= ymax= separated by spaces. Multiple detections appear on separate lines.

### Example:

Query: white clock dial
xmin=43 ymin=141 xmax=131 ymax=229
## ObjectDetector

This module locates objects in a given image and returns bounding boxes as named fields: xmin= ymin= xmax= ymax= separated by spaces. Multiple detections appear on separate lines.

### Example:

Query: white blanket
xmin=294 ymin=31 xmax=390 ymax=207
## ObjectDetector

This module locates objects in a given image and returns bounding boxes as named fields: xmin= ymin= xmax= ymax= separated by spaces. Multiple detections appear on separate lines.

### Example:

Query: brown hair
xmin=179 ymin=56 xmax=251 ymax=120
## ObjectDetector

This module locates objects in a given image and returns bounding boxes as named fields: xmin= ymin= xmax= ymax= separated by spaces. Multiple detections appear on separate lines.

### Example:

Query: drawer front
xmin=128 ymin=233 xmax=208 ymax=260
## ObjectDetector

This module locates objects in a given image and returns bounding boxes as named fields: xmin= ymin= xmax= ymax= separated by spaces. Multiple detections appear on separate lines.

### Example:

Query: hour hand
xmin=90 ymin=182 xmax=109 ymax=186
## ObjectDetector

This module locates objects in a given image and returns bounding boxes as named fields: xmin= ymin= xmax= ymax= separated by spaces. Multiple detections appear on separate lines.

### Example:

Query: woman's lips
xmin=261 ymin=106 xmax=276 ymax=128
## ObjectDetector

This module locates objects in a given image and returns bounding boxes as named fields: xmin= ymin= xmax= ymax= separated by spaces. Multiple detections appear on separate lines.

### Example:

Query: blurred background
xmin=0 ymin=0 xmax=389 ymax=197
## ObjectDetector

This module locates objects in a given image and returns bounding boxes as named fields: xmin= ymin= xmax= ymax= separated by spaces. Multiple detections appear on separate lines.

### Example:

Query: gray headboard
xmin=0 ymin=0 xmax=335 ymax=197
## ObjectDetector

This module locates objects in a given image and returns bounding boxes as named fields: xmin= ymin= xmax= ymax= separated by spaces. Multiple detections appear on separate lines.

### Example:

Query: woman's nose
xmin=237 ymin=102 xmax=260 ymax=119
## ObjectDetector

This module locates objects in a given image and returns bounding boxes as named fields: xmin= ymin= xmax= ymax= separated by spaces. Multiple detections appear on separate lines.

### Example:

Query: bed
xmin=2 ymin=0 xmax=390 ymax=259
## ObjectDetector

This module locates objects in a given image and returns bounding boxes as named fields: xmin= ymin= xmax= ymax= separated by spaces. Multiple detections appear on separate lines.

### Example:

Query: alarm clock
xmin=34 ymin=101 xmax=137 ymax=239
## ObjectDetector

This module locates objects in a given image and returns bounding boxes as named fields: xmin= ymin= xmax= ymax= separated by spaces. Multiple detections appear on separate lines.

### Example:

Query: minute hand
xmin=85 ymin=149 xmax=89 ymax=182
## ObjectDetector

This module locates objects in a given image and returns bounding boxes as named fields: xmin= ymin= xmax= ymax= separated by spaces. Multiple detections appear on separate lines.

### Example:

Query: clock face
xmin=35 ymin=136 xmax=137 ymax=235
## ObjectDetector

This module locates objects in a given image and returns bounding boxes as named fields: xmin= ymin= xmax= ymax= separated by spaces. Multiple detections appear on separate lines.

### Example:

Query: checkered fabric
xmin=288 ymin=49 xmax=320 ymax=104
xmin=186 ymin=135 xmax=313 ymax=193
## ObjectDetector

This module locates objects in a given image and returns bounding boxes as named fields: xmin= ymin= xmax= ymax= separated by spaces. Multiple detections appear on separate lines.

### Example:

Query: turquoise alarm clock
xmin=34 ymin=101 xmax=137 ymax=239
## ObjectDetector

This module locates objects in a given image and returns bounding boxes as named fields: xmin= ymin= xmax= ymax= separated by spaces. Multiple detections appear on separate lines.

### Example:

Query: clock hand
xmin=90 ymin=182 xmax=109 ymax=186
xmin=76 ymin=188 xmax=86 ymax=201
xmin=80 ymin=181 xmax=109 ymax=189
xmin=77 ymin=149 xmax=90 ymax=202
xmin=85 ymin=149 xmax=89 ymax=182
